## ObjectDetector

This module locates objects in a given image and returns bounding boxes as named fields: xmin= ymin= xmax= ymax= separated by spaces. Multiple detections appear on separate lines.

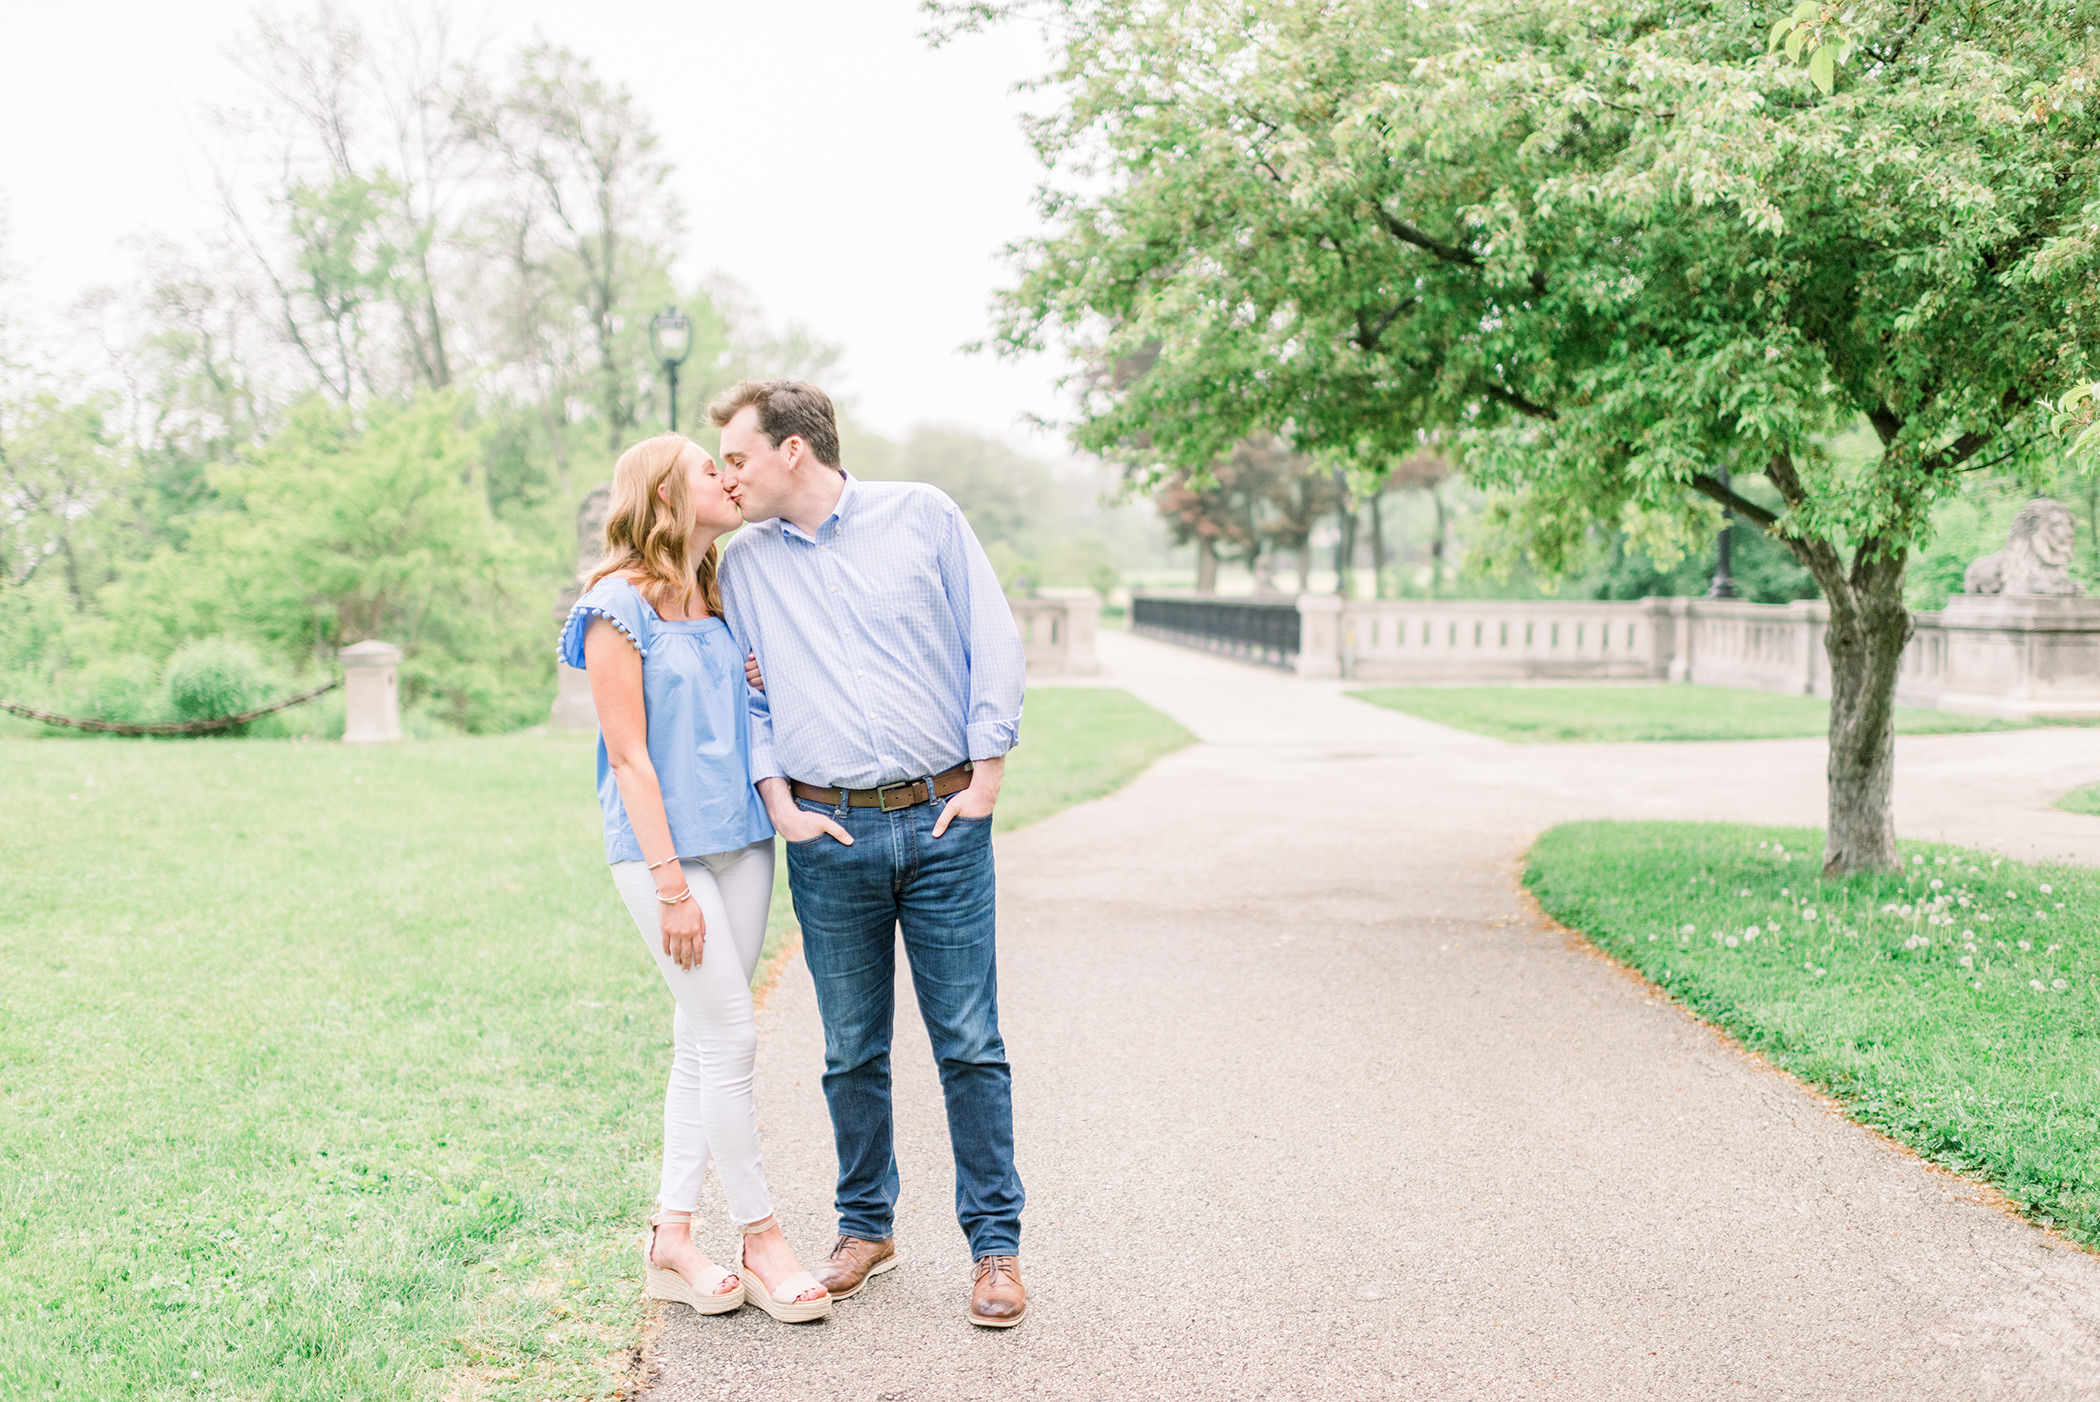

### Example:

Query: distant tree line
xmin=0 ymin=5 xmax=1146 ymax=736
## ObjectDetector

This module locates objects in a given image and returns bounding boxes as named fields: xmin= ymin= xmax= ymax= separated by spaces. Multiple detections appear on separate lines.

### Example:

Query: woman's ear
xmin=656 ymin=480 xmax=671 ymax=506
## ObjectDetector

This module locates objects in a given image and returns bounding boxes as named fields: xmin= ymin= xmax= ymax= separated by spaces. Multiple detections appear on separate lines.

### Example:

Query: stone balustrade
xmin=1130 ymin=592 xmax=2100 ymax=717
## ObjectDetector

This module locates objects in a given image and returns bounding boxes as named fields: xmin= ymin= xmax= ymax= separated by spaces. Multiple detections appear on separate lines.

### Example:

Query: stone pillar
xmin=1789 ymin=598 xmax=1830 ymax=697
xmin=1666 ymin=596 xmax=1695 ymax=683
xmin=339 ymin=640 xmax=403 ymax=743
xmin=1295 ymin=594 xmax=1343 ymax=678
xmin=1009 ymin=590 xmax=1103 ymax=677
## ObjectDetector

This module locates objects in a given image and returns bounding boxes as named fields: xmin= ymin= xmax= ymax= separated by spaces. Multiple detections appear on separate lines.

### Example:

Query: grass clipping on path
xmin=1351 ymin=684 xmax=2041 ymax=743
xmin=1527 ymin=822 xmax=2098 ymax=1244
xmin=0 ymin=688 xmax=1191 ymax=1402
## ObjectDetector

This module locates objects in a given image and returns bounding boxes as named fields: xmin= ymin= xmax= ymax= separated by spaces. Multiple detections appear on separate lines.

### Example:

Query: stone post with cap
xmin=339 ymin=640 xmax=404 ymax=743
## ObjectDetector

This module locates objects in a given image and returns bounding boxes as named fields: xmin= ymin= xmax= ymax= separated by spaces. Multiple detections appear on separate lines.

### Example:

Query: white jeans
xmin=611 ymin=840 xmax=776 ymax=1226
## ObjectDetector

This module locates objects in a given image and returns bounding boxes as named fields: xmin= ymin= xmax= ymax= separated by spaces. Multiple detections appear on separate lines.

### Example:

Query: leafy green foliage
xmin=2057 ymin=381 xmax=2100 ymax=459
xmin=163 ymin=636 xmax=273 ymax=725
xmin=1528 ymin=822 xmax=2100 ymax=1243
xmin=99 ymin=393 xmax=550 ymax=734
xmin=986 ymin=0 xmax=2099 ymax=563
xmin=964 ymin=0 xmax=2100 ymax=866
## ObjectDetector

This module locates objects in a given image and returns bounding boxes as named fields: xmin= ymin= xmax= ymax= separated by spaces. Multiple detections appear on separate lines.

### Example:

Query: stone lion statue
xmin=1963 ymin=498 xmax=2083 ymax=596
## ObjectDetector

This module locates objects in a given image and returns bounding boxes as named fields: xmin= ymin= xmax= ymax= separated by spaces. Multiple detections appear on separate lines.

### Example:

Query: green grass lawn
xmin=2059 ymin=783 xmax=2100 ymax=817
xmin=1527 ymin=822 xmax=2098 ymax=1244
xmin=1349 ymin=683 xmax=2054 ymax=743
xmin=0 ymin=688 xmax=1192 ymax=1402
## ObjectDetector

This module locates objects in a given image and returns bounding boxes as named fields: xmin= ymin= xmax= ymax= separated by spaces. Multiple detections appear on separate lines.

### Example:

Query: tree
xmin=467 ymin=42 xmax=682 ymax=457
xmin=0 ymin=397 xmax=136 ymax=606
xmin=214 ymin=5 xmax=478 ymax=401
xmin=953 ymin=0 xmax=2100 ymax=875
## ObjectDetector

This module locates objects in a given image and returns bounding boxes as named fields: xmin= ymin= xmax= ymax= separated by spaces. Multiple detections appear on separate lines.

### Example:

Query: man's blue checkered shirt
xmin=719 ymin=473 xmax=1025 ymax=791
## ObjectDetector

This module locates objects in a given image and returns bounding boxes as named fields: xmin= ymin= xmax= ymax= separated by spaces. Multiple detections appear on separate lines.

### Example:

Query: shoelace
xmin=975 ymin=1254 xmax=1018 ymax=1284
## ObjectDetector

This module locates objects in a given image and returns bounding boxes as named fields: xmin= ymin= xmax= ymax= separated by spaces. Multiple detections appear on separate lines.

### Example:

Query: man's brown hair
xmin=706 ymin=379 xmax=841 ymax=470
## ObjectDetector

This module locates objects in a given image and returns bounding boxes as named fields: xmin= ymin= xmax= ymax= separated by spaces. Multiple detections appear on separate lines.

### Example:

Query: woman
xmin=556 ymin=433 xmax=829 ymax=1323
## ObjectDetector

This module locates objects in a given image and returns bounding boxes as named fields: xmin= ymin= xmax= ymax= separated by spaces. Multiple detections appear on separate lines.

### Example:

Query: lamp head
xmin=650 ymin=306 xmax=693 ymax=369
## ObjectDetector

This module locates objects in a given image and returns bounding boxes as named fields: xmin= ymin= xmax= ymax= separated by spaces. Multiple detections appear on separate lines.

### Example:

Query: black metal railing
xmin=1130 ymin=595 xmax=1301 ymax=668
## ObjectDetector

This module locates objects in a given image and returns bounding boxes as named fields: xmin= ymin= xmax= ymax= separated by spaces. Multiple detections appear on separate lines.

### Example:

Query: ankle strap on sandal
xmin=650 ymin=1209 xmax=694 ymax=1228
xmin=739 ymin=1214 xmax=777 ymax=1235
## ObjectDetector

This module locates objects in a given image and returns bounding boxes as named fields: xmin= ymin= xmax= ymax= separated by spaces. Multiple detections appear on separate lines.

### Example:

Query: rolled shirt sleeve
xmin=744 ymin=678 xmax=787 ymax=783
xmin=940 ymin=502 xmax=1026 ymax=761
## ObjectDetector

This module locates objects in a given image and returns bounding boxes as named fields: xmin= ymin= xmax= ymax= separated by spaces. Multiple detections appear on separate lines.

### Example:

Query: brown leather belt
xmin=790 ymin=761 xmax=974 ymax=812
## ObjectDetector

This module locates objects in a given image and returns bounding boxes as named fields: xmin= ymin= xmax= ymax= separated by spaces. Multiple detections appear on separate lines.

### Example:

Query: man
xmin=711 ymin=380 xmax=1030 ymax=1328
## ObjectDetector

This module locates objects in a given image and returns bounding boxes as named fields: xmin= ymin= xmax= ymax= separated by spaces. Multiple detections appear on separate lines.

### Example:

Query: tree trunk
xmin=1294 ymin=541 xmax=1311 ymax=594
xmin=1429 ymin=485 xmax=1448 ymax=595
xmin=1196 ymin=536 xmax=1218 ymax=592
xmin=1332 ymin=467 xmax=1354 ymax=597
xmin=1368 ymin=493 xmax=1387 ymax=598
xmin=1821 ymin=564 xmax=1913 ymax=877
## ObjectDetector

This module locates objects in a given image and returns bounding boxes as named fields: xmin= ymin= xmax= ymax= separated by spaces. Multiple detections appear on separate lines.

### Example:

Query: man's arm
xmin=932 ymin=501 xmax=1024 ymax=837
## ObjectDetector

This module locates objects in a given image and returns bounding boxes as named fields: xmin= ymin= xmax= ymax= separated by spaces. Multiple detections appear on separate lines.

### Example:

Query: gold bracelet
xmin=655 ymin=886 xmax=692 ymax=906
xmin=646 ymin=854 xmax=682 ymax=871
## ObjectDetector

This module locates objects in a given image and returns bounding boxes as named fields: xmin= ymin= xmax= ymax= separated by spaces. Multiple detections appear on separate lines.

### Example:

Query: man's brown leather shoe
xmin=969 ymin=1254 xmax=1026 ymax=1327
xmin=810 ymin=1235 xmax=898 ymax=1299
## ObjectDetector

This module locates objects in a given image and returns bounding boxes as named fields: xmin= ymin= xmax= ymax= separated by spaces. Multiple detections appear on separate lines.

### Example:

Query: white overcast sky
xmin=0 ymin=0 xmax=1068 ymax=444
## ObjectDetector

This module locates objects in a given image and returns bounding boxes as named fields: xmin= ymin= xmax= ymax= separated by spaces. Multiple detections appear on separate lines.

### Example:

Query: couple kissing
xmin=556 ymin=379 xmax=1028 ymax=1328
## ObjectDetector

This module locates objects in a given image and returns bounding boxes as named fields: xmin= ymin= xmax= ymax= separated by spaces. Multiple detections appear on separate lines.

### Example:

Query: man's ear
xmin=780 ymin=435 xmax=804 ymax=472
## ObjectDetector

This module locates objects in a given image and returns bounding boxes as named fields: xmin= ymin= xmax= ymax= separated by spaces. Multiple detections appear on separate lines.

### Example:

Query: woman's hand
xmin=660 ymin=888 xmax=707 ymax=969
xmin=745 ymin=653 xmax=765 ymax=691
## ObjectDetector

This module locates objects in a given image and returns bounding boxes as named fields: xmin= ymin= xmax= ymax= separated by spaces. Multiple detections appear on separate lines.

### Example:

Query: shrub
xmin=80 ymin=656 xmax=166 ymax=726
xmin=163 ymin=637 xmax=272 ymax=727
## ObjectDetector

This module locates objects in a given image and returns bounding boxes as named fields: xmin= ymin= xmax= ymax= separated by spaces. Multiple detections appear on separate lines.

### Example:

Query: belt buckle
xmin=875 ymin=779 xmax=916 ymax=812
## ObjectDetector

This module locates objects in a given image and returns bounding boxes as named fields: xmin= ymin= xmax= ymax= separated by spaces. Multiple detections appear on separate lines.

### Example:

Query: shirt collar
xmin=778 ymin=471 xmax=858 ymax=545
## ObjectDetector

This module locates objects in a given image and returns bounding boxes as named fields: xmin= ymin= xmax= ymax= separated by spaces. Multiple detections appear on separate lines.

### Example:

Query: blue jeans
xmin=784 ymin=796 xmax=1023 ymax=1258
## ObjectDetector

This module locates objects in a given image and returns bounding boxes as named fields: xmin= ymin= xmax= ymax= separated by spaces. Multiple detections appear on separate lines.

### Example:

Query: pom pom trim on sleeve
xmin=559 ymin=603 xmax=646 ymax=666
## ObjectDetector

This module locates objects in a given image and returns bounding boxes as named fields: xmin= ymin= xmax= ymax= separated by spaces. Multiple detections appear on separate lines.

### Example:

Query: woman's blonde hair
xmin=584 ymin=433 xmax=724 ymax=617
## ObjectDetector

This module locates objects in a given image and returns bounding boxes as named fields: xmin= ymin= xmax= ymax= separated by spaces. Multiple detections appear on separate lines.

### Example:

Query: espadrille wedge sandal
xmin=642 ymin=1211 xmax=745 ymax=1315
xmin=737 ymin=1216 xmax=832 ymax=1323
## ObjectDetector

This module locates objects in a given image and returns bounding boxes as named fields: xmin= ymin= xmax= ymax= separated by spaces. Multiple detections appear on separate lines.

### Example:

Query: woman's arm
xmin=585 ymin=617 xmax=707 ymax=968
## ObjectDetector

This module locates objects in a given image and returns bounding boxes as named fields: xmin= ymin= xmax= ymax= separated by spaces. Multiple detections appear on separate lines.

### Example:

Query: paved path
xmin=650 ymin=633 xmax=2100 ymax=1400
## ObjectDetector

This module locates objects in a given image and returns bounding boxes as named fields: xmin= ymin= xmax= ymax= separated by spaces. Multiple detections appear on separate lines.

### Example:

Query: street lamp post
xmin=1707 ymin=465 xmax=1740 ymax=599
xmin=649 ymin=306 xmax=694 ymax=431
